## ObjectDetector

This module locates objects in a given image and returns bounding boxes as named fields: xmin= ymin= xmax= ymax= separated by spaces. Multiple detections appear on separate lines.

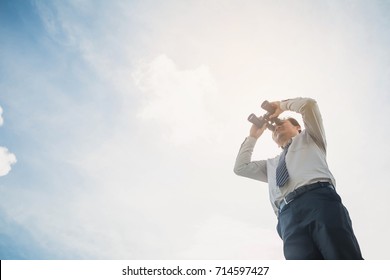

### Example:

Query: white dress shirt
xmin=234 ymin=97 xmax=336 ymax=216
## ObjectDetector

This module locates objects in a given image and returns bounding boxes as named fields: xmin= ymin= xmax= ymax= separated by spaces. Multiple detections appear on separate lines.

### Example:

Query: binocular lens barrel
xmin=261 ymin=100 xmax=275 ymax=114
xmin=247 ymin=100 xmax=278 ymax=131
xmin=248 ymin=113 xmax=266 ymax=127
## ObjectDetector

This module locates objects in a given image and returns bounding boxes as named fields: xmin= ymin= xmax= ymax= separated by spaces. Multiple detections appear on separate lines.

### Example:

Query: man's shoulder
xmin=292 ymin=130 xmax=313 ymax=144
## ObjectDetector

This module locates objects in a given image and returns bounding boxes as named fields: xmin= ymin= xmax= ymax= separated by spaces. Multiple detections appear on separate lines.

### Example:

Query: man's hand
xmin=269 ymin=101 xmax=284 ymax=119
xmin=249 ymin=122 xmax=267 ymax=139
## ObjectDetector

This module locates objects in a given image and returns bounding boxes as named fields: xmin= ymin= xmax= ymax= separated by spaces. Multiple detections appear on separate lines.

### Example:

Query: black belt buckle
xmin=283 ymin=195 xmax=293 ymax=205
xmin=279 ymin=181 xmax=334 ymax=212
xmin=279 ymin=194 xmax=294 ymax=213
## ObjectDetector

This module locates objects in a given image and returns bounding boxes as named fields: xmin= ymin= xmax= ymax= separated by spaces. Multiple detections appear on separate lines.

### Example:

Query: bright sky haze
xmin=0 ymin=0 xmax=389 ymax=259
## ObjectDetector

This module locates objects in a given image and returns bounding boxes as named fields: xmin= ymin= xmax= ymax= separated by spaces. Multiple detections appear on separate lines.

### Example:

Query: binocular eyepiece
xmin=247 ymin=100 xmax=282 ymax=131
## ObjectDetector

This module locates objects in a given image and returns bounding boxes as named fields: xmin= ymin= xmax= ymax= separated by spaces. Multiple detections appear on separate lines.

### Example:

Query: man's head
xmin=272 ymin=117 xmax=301 ymax=147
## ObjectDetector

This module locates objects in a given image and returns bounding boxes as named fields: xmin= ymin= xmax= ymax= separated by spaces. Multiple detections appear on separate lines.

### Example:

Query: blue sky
xmin=0 ymin=0 xmax=390 ymax=259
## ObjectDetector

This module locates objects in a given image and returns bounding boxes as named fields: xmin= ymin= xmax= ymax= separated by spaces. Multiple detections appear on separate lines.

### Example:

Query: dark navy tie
xmin=276 ymin=141 xmax=291 ymax=187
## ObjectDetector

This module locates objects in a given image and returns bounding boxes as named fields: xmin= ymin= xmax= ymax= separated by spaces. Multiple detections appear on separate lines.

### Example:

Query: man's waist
xmin=278 ymin=181 xmax=335 ymax=212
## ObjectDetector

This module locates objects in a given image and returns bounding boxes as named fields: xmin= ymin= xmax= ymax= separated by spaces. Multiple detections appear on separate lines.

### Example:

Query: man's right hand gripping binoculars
xmin=247 ymin=100 xmax=282 ymax=131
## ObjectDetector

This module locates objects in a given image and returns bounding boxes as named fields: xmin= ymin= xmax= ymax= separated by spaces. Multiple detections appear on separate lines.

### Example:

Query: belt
xmin=278 ymin=181 xmax=335 ymax=213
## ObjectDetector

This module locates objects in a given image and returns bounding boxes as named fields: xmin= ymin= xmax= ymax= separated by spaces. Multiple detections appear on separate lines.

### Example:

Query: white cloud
xmin=0 ymin=106 xmax=3 ymax=126
xmin=2 ymin=0 xmax=389 ymax=260
xmin=133 ymin=54 xmax=219 ymax=145
xmin=0 ymin=106 xmax=16 ymax=176
xmin=0 ymin=147 xmax=17 ymax=177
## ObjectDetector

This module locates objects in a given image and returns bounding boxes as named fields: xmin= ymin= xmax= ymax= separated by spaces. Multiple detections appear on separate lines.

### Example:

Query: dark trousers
xmin=277 ymin=186 xmax=363 ymax=260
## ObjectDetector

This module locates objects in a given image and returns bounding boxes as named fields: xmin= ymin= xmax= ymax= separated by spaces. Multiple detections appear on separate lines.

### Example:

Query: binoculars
xmin=247 ymin=100 xmax=282 ymax=131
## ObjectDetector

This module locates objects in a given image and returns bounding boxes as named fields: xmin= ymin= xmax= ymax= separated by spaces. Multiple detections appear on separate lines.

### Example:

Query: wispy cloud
xmin=0 ymin=106 xmax=3 ymax=126
xmin=133 ymin=54 xmax=219 ymax=145
xmin=0 ymin=106 xmax=16 ymax=176
xmin=1 ymin=0 xmax=390 ymax=260
xmin=0 ymin=147 xmax=16 ymax=177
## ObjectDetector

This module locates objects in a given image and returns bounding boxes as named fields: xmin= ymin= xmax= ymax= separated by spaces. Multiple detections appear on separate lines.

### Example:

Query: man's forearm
xmin=280 ymin=97 xmax=327 ymax=150
xmin=280 ymin=97 xmax=316 ymax=114
xmin=234 ymin=137 xmax=268 ymax=182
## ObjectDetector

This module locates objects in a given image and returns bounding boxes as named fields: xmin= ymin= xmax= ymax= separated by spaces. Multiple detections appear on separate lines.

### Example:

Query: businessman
xmin=234 ymin=97 xmax=363 ymax=260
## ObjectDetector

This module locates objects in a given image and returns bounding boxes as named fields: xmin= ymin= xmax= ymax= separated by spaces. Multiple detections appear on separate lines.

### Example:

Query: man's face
xmin=272 ymin=120 xmax=301 ymax=147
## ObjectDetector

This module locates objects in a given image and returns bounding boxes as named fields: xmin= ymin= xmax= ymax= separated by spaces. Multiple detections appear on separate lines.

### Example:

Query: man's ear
xmin=297 ymin=126 xmax=302 ymax=133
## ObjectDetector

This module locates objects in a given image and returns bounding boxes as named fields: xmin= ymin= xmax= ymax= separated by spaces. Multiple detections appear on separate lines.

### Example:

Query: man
xmin=234 ymin=97 xmax=363 ymax=260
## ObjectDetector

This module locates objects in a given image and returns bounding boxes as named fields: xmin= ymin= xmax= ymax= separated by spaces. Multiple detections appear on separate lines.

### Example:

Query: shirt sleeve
xmin=233 ymin=136 xmax=268 ymax=182
xmin=280 ymin=97 xmax=327 ymax=151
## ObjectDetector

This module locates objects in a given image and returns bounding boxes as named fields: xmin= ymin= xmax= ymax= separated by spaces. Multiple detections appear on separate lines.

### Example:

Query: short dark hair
xmin=286 ymin=117 xmax=302 ymax=133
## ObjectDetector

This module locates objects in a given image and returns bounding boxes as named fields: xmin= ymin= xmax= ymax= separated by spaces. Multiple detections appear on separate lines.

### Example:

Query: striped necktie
xmin=276 ymin=141 xmax=291 ymax=187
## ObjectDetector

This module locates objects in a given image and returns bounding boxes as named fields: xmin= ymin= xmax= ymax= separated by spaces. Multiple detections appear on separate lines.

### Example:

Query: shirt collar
xmin=282 ymin=139 xmax=293 ymax=150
